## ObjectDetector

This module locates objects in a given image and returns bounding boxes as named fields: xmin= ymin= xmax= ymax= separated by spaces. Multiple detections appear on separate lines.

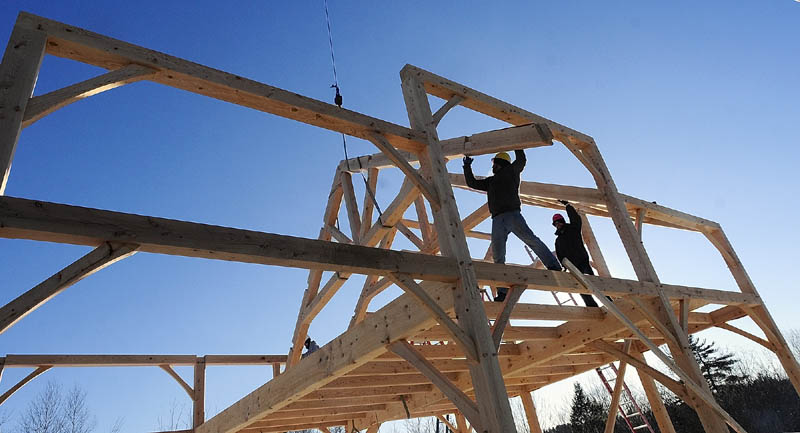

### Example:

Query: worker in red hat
xmin=463 ymin=149 xmax=561 ymax=302
xmin=553 ymin=200 xmax=598 ymax=307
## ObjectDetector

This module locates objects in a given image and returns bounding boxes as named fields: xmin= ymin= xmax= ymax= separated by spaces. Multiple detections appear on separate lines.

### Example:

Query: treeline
xmin=545 ymin=336 xmax=800 ymax=433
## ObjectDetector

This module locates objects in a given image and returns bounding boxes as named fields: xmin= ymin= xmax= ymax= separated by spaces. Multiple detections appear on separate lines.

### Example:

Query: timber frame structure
xmin=0 ymin=12 xmax=798 ymax=433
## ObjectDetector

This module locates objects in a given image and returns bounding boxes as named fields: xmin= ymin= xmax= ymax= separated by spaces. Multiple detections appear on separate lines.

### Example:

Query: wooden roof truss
xmin=0 ymin=12 xmax=798 ymax=433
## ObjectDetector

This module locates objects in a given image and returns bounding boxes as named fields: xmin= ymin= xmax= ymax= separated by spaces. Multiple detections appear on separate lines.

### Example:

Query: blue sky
xmin=0 ymin=1 xmax=798 ymax=431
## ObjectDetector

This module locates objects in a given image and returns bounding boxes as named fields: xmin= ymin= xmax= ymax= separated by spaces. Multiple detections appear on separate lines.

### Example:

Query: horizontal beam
xmin=1 ymin=354 xmax=286 ymax=367
xmin=18 ymin=13 xmax=426 ymax=152
xmin=451 ymin=174 xmax=720 ymax=231
xmin=0 ymin=197 xmax=757 ymax=307
xmin=340 ymin=123 xmax=553 ymax=172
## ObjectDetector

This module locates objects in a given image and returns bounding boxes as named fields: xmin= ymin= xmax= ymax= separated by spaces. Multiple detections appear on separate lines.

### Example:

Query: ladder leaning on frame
xmin=525 ymin=247 xmax=655 ymax=433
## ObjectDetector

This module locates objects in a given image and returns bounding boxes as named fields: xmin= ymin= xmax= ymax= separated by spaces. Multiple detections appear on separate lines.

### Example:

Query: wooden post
xmin=455 ymin=412 xmax=469 ymax=433
xmin=704 ymin=228 xmax=800 ymax=395
xmin=341 ymin=171 xmax=362 ymax=245
xmin=631 ymin=349 xmax=677 ymax=433
xmin=603 ymin=341 xmax=631 ymax=433
xmin=577 ymin=210 xmax=610 ymax=277
xmin=575 ymin=142 xmax=731 ymax=433
xmin=519 ymin=390 xmax=543 ymax=433
xmin=401 ymin=67 xmax=516 ymax=433
xmin=0 ymin=22 xmax=47 ymax=194
xmin=193 ymin=357 xmax=206 ymax=428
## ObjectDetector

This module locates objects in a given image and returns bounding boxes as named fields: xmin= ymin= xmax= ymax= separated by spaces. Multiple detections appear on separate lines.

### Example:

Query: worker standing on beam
xmin=463 ymin=150 xmax=562 ymax=302
xmin=552 ymin=200 xmax=599 ymax=307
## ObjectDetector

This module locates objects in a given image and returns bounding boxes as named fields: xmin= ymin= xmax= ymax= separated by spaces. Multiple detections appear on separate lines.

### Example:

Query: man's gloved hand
xmin=463 ymin=156 xmax=473 ymax=166
xmin=559 ymin=199 xmax=569 ymax=205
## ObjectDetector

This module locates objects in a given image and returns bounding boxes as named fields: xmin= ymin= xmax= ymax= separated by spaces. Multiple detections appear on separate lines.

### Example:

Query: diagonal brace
xmin=389 ymin=273 xmax=478 ymax=364
xmin=389 ymin=340 xmax=481 ymax=431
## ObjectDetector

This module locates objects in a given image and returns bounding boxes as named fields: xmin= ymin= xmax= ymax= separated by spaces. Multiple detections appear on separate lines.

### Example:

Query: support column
xmin=0 ymin=22 xmax=47 ymax=194
xmin=193 ymin=356 xmax=206 ymax=428
xmin=519 ymin=390 xmax=543 ymax=433
xmin=631 ymin=350 xmax=676 ymax=433
xmin=400 ymin=67 xmax=516 ymax=433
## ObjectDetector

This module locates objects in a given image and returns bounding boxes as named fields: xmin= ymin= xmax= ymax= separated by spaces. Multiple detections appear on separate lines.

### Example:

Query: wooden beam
xmin=159 ymin=364 xmax=193 ymax=398
xmin=0 ymin=242 xmax=137 ymax=335
xmin=635 ymin=207 xmax=646 ymax=240
xmin=519 ymin=391 xmax=543 ymax=433
xmin=196 ymin=281 xmax=451 ymax=433
xmin=301 ymin=273 xmax=351 ymax=327
xmin=340 ymin=172 xmax=362 ymax=245
xmin=360 ymin=168 xmax=379 ymax=240
xmin=436 ymin=414 xmax=460 ymax=432
xmin=630 ymin=349 xmax=677 ymax=433
xmin=22 ymin=64 xmax=157 ymax=128
xmin=413 ymin=196 xmax=433 ymax=249
xmin=323 ymin=224 xmax=352 ymax=244
xmin=0 ymin=197 xmax=761 ymax=306
xmin=389 ymin=341 xmax=481 ymax=431
xmin=193 ymin=357 xmax=206 ymax=428
xmin=431 ymin=95 xmax=464 ymax=126
xmin=603 ymin=341 xmax=631 ymax=433
xmin=340 ymin=123 xmax=554 ymax=173
xmin=403 ymin=64 xmax=590 ymax=144
xmin=395 ymin=221 xmax=426 ymax=251
xmin=565 ymin=260 xmax=746 ymax=433
xmin=451 ymin=174 xmax=719 ymax=232
xmin=402 ymin=66 xmax=516 ymax=433
xmin=579 ymin=210 xmax=611 ymax=277
xmin=0 ymin=22 xmax=47 ymax=194
xmin=389 ymin=273 xmax=478 ymax=363
xmin=19 ymin=13 xmax=425 ymax=152
xmin=0 ymin=354 xmax=284 ymax=367
xmin=704 ymin=227 xmax=800 ymax=395
xmin=368 ymin=133 xmax=440 ymax=210
xmin=716 ymin=322 xmax=774 ymax=351
xmin=491 ymin=286 xmax=525 ymax=350
xmin=591 ymin=340 xmax=688 ymax=401
xmin=0 ymin=365 xmax=51 ymax=406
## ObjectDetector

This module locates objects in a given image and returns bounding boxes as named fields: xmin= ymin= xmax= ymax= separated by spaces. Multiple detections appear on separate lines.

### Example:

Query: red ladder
xmin=595 ymin=363 xmax=656 ymax=433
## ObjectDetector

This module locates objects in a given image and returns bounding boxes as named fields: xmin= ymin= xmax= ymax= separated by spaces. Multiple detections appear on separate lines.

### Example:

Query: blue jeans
xmin=492 ymin=210 xmax=561 ymax=274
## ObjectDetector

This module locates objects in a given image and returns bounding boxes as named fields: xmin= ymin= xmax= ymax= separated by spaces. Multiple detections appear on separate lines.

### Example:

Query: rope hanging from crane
xmin=323 ymin=0 xmax=384 ymax=224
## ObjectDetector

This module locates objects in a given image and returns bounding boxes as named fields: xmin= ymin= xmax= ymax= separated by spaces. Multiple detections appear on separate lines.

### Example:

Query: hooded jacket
xmin=463 ymin=149 xmax=525 ymax=217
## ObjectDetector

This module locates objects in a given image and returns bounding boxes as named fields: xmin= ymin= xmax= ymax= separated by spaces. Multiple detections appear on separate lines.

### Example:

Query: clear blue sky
xmin=0 ymin=1 xmax=798 ymax=431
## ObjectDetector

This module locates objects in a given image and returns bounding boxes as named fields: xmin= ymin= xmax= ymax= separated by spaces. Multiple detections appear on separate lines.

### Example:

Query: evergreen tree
xmin=569 ymin=383 xmax=605 ymax=433
xmin=689 ymin=335 xmax=742 ymax=393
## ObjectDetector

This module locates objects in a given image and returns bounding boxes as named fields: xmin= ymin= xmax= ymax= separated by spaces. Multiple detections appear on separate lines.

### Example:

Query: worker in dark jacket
xmin=553 ymin=200 xmax=598 ymax=307
xmin=464 ymin=150 xmax=561 ymax=302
